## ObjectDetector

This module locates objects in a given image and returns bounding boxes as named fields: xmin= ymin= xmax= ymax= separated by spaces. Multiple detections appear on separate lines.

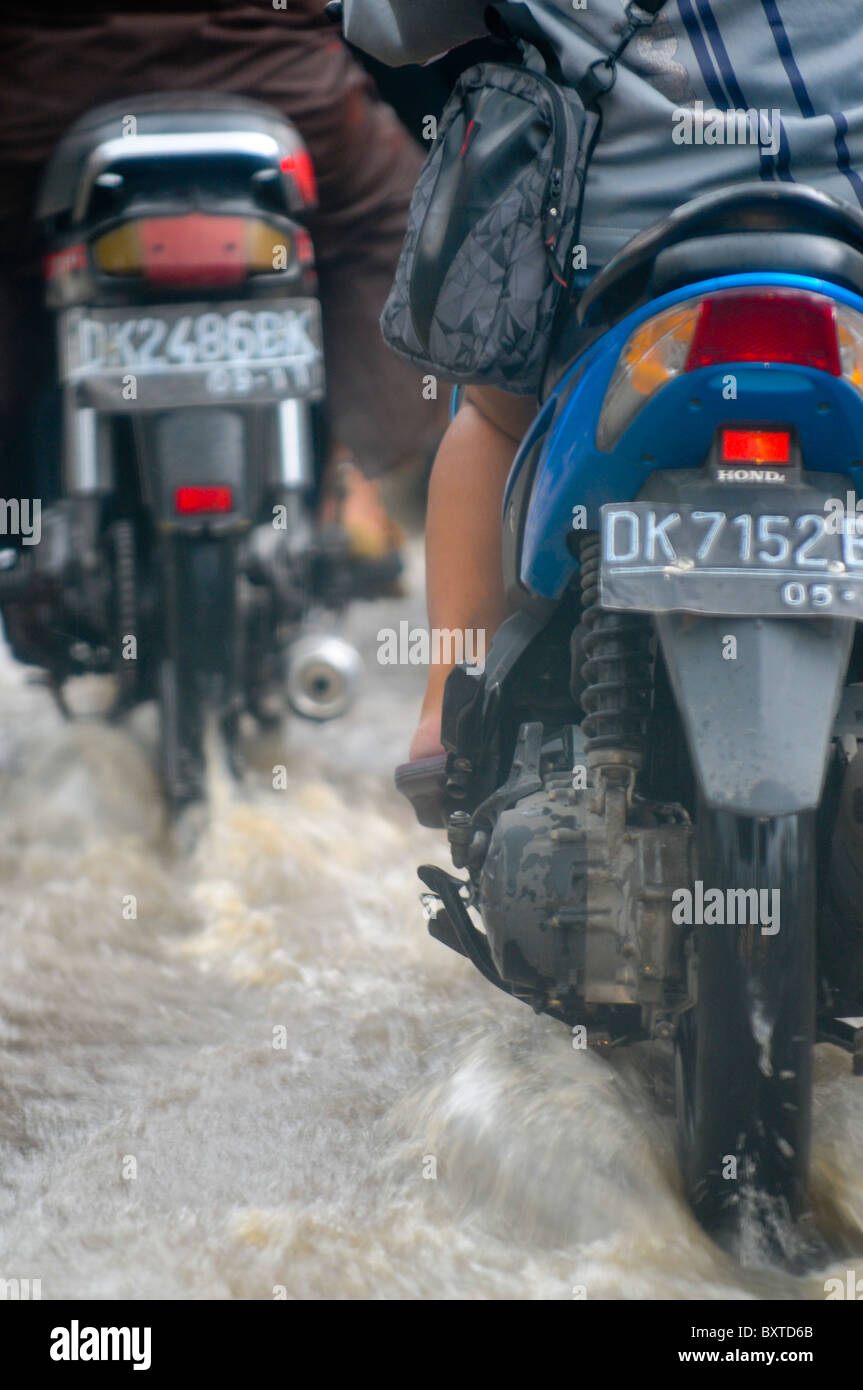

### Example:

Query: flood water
xmin=0 ymin=548 xmax=860 ymax=1301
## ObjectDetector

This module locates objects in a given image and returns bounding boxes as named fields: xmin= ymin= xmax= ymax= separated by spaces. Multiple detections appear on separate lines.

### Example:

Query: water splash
xmin=0 ymin=555 xmax=860 ymax=1299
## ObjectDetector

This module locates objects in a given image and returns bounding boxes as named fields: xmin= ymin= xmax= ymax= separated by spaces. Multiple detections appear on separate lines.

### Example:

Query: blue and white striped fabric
xmin=580 ymin=0 xmax=863 ymax=262
xmin=344 ymin=0 xmax=863 ymax=264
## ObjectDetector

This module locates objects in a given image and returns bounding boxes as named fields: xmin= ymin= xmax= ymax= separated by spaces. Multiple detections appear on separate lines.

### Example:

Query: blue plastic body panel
xmin=509 ymin=272 xmax=863 ymax=601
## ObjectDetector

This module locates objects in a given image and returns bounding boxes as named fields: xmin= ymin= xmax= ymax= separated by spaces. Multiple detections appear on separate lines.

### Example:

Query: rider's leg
xmin=318 ymin=448 xmax=405 ymax=561
xmin=409 ymin=385 xmax=536 ymax=761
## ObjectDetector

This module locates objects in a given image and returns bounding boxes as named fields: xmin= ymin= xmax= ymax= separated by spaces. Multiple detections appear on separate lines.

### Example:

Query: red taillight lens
xmin=95 ymin=215 xmax=297 ymax=284
xmin=721 ymin=428 xmax=791 ymax=464
xmin=685 ymin=292 xmax=841 ymax=375
xmin=598 ymin=287 xmax=852 ymax=452
xmin=175 ymin=485 xmax=234 ymax=515
xmin=138 ymin=214 xmax=249 ymax=288
xmin=280 ymin=151 xmax=317 ymax=205
xmin=44 ymin=243 xmax=87 ymax=280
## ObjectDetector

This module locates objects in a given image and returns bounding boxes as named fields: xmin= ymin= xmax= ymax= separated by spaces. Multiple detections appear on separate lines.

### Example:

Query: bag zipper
xmin=461 ymin=65 xmax=573 ymax=280
xmin=524 ymin=69 xmax=574 ymax=280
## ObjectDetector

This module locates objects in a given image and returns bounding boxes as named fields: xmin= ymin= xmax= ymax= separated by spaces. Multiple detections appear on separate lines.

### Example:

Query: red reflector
xmin=293 ymin=226 xmax=314 ymax=266
xmin=721 ymin=428 xmax=791 ymax=464
xmin=139 ymin=214 xmax=248 ymax=287
xmin=44 ymin=244 xmax=87 ymax=279
xmin=280 ymin=151 xmax=317 ymax=204
xmin=685 ymin=292 xmax=841 ymax=376
xmin=175 ymin=485 xmax=234 ymax=515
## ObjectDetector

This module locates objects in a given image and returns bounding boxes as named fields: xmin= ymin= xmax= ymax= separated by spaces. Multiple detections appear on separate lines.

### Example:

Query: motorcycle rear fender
xmin=141 ymin=406 xmax=253 ymax=526
xmin=655 ymin=611 xmax=853 ymax=816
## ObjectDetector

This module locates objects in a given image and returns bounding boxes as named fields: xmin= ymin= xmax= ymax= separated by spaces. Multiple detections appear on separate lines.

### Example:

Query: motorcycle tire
xmin=675 ymin=801 xmax=815 ymax=1246
xmin=157 ymin=533 xmax=242 ymax=815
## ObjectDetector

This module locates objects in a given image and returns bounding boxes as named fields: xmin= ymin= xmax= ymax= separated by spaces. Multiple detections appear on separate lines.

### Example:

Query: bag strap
xmin=488 ymin=2 xmax=670 ymax=104
xmin=485 ymin=4 xmax=567 ymax=81
xmin=566 ymin=0 xmax=670 ymax=281
xmin=539 ymin=0 xmax=670 ymax=383
xmin=575 ymin=0 xmax=671 ymax=111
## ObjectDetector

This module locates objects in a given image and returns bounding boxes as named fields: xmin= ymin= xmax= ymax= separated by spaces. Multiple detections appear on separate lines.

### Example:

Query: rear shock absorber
xmin=577 ymin=532 xmax=652 ymax=793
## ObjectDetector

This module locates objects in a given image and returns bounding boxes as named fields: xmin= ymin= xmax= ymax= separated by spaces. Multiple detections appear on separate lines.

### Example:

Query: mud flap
xmin=655 ymin=613 xmax=853 ymax=816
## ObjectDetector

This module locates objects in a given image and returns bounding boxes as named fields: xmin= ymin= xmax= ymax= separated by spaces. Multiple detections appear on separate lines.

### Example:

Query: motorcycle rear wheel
xmin=675 ymin=804 xmax=815 ymax=1245
xmin=157 ymin=533 xmax=242 ymax=815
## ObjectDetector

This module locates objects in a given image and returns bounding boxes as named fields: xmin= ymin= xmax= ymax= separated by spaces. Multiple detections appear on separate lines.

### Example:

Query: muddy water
xmin=0 ymin=552 xmax=860 ymax=1301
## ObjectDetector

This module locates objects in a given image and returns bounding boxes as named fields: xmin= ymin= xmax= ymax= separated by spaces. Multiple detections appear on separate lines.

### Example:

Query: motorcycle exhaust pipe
xmin=285 ymin=633 xmax=362 ymax=721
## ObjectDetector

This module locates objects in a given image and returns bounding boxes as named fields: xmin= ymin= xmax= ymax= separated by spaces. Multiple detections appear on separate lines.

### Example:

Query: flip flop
xmin=394 ymin=752 xmax=447 ymax=828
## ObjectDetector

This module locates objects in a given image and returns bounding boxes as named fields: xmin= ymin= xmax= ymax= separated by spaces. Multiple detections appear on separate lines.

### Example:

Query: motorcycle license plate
xmin=58 ymin=299 xmax=325 ymax=409
xmin=600 ymin=500 xmax=863 ymax=618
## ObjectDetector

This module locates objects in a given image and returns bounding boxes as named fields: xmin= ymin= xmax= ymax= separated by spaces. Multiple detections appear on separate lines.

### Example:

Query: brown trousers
xmin=0 ymin=4 xmax=436 ymax=490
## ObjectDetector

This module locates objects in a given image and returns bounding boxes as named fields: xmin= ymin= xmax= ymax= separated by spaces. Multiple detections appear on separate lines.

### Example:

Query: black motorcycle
xmin=0 ymin=93 xmax=395 ymax=813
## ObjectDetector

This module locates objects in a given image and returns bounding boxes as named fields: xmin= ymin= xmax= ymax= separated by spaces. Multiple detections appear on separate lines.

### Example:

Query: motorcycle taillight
xmin=685 ymin=291 xmax=841 ymax=375
xmin=720 ymin=427 xmax=792 ymax=464
xmin=597 ymin=288 xmax=851 ymax=451
xmin=93 ymin=213 xmax=300 ymax=287
xmin=280 ymin=151 xmax=317 ymax=206
xmin=175 ymin=485 xmax=234 ymax=515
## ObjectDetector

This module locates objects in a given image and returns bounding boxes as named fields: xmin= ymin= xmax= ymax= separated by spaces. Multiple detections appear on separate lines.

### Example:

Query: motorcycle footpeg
xmin=394 ymin=753 xmax=447 ymax=828
xmin=816 ymin=1006 xmax=863 ymax=1072
xmin=423 ymin=901 xmax=468 ymax=959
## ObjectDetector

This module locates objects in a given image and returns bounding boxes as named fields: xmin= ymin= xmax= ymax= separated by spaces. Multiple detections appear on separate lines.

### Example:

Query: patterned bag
xmin=381 ymin=0 xmax=669 ymax=395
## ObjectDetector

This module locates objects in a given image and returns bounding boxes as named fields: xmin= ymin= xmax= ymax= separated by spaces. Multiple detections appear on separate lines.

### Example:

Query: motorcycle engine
xmin=477 ymin=721 xmax=693 ymax=1032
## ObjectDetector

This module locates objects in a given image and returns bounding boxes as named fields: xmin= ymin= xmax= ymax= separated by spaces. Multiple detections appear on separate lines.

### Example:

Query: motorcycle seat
xmin=576 ymin=182 xmax=863 ymax=330
xmin=37 ymin=92 xmax=306 ymax=228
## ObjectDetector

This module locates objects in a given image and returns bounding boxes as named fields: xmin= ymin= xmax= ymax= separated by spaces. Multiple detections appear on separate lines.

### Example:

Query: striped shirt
xmin=344 ymin=0 xmax=863 ymax=264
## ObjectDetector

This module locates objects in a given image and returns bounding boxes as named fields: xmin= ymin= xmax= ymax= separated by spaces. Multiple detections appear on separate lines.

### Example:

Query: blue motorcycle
xmin=412 ymin=182 xmax=863 ymax=1246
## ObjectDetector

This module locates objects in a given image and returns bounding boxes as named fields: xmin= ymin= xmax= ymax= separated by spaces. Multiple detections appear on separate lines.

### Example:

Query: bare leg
xmin=409 ymin=389 xmax=534 ymax=760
